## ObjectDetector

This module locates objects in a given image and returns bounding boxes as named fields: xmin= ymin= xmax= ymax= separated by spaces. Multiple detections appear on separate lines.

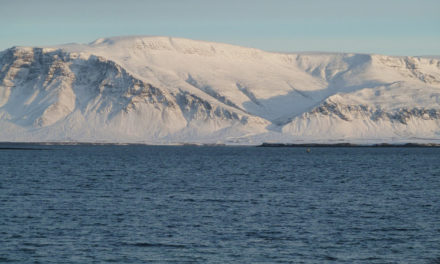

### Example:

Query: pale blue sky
xmin=1 ymin=0 xmax=439 ymax=55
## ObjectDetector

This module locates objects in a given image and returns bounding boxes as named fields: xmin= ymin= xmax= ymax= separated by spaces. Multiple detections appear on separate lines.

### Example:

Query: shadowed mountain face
xmin=1 ymin=36 xmax=440 ymax=144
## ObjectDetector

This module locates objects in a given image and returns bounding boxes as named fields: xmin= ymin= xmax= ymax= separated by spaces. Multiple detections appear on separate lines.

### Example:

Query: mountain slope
xmin=1 ymin=36 xmax=440 ymax=144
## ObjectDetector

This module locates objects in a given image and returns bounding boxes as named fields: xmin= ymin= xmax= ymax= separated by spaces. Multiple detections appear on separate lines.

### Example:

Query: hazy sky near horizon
xmin=1 ymin=0 xmax=439 ymax=55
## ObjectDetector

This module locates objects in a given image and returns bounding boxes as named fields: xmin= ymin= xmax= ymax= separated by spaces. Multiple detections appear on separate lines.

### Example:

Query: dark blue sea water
xmin=0 ymin=145 xmax=439 ymax=263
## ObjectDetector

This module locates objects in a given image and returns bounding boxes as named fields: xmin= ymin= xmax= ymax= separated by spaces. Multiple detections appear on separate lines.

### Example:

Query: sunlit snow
xmin=1 ymin=36 xmax=440 ymax=144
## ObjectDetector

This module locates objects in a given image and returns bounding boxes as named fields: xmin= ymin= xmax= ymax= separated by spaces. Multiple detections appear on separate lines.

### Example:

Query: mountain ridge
xmin=1 ymin=36 xmax=440 ymax=144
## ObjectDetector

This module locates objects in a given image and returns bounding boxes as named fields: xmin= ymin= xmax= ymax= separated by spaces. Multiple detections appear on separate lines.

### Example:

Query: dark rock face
xmin=0 ymin=47 xmax=248 ymax=128
xmin=310 ymin=100 xmax=440 ymax=124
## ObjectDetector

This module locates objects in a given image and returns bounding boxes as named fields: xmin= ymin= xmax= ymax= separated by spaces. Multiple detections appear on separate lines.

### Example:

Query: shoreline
xmin=1 ymin=141 xmax=440 ymax=148
xmin=257 ymin=142 xmax=440 ymax=147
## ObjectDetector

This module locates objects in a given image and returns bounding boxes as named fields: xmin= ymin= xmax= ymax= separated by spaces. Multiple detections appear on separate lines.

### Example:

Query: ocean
xmin=1 ymin=144 xmax=439 ymax=263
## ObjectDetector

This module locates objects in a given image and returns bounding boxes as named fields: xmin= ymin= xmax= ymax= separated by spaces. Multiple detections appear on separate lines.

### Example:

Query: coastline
xmin=1 ymin=141 xmax=440 ymax=148
xmin=257 ymin=142 xmax=440 ymax=147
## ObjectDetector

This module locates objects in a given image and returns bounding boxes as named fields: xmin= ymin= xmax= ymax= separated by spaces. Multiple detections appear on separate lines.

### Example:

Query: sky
xmin=1 ymin=0 xmax=439 ymax=56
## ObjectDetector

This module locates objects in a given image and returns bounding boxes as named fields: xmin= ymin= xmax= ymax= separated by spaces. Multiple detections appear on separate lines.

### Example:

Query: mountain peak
xmin=82 ymin=35 xmax=265 ymax=59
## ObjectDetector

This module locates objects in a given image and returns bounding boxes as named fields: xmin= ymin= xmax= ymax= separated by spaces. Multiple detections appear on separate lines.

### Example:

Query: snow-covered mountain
xmin=1 ymin=36 xmax=440 ymax=144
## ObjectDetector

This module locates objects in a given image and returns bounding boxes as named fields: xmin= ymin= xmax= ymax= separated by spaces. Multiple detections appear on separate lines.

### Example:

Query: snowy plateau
xmin=1 ymin=36 xmax=440 ymax=145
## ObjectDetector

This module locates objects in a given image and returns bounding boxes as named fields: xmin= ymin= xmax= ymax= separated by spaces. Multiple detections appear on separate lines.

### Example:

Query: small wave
xmin=123 ymin=242 xmax=186 ymax=248
xmin=429 ymin=257 xmax=440 ymax=264
xmin=0 ymin=257 xmax=16 ymax=263
xmin=324 ymin=255 xmax=338 ymax=261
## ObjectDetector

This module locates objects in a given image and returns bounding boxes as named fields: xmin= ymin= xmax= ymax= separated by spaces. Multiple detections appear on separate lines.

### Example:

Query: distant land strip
xmin=258 ymin=143 xmax=440 ymax=147
xmin=0 ymin=147 xmax=49 ymax=150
